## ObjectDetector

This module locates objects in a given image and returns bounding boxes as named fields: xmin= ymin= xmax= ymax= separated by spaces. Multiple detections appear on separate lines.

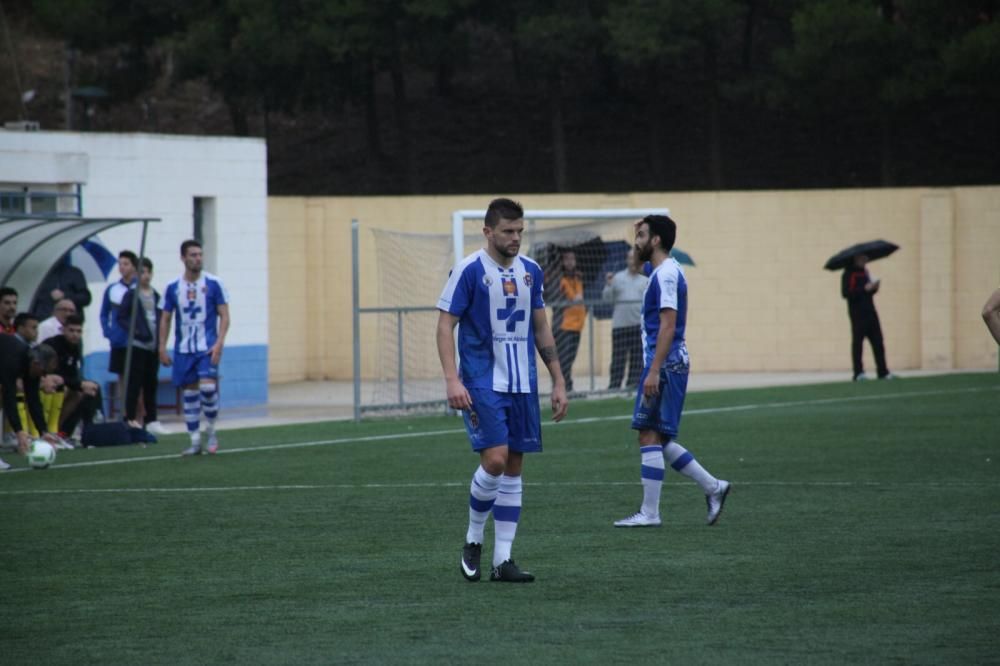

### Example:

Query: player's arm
xmin=436 ymin=310 xmax=471 ymax=411
xmin=532 ymin=308 xmax=568 ymax=422
xmin=642 ymin=308 xmax=676 ymax=399
xmin=158 ymin=309 xmax=173 ymax=366
xmin=210 ymin=303 xmax=230 ymax=365
xmin=99 ymin=288 xmax=113 ymax=338
xmin=982 ymin=288 xmax=1000 ymax=346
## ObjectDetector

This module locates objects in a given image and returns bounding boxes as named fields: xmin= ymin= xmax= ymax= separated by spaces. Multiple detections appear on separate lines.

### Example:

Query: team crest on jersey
xmin=482 ymin=274 xmax=493 ymax=287
xmin=523 ymin=273 xmax=533 ymax=287
xmin=501 ymin=276 xmax=518 ymax=296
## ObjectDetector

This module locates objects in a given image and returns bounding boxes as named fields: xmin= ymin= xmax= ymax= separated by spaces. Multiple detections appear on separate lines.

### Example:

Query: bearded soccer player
xmin=614 ymin=214 xmax=731 ymax=528
xmin=436 ymin=197 xmax=569 ymax=583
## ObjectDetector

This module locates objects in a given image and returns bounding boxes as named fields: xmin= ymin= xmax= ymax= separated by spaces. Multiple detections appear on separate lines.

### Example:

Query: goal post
xmin=353 ymin=207 xmax=671 ymax=419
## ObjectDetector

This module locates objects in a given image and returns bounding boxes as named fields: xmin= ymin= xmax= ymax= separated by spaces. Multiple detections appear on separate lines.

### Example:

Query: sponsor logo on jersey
xmin=501 ymin=276 xmax=518 ymax=295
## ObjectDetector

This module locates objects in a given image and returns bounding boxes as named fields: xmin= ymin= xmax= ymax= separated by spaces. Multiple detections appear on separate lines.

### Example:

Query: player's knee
xmin=480 ymin=447 xmax=508 ymax=475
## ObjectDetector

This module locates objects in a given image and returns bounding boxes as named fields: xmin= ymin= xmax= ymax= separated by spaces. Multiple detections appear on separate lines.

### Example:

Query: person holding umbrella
xmin=825 ymin=240 xmax=898 ymax=381
xmin=841 ymin=254 xmax=893 ymax=381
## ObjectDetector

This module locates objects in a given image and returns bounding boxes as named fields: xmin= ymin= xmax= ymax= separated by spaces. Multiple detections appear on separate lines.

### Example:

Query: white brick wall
xmin=0 ymin=130 xmax=268 ymax=354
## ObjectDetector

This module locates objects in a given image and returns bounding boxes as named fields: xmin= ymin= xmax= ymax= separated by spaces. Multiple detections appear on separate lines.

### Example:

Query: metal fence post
xmin=352 ymin=219 xmax=361 ymax=422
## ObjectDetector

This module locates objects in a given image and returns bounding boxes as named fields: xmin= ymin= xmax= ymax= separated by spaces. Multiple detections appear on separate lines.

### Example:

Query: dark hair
xmin=29 ymin=343 xmax=57 ymax=370
xmin=14 ymin=312 xmax=38 ymax=328
xmin=64 ymin=314 xmax=83 ymax=327
xmin=119 ymin=250 xmax=139 ymax=268
xmin=643 ymin=214 xmax=677 ymax=253
xmin=181 ymin=239 xmax=202 ymax=256
xmin=0 ymin=286 xmax=17 ymax=299
xmin=140 ymin=257 xmax=154 ymax=271
xmin=484 ymin=198 xmax=524 ymax=229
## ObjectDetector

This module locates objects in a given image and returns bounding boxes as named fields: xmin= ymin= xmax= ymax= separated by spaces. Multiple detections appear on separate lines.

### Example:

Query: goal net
xmin=357 ymin=208 xmax=668 ymax=414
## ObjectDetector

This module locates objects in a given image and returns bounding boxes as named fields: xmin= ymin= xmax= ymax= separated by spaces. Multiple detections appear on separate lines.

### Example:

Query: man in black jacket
xmin=32 ymin=255 xmax=92 ymax=321
xmin=841 ymin=254 xmax=893 ymax=381
xmin=0 ymin=335 xmax=58 ymax=467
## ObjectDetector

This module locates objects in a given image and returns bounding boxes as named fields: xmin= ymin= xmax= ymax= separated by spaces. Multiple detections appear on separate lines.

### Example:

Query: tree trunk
xmin=549 ymin=83 xmax=568 ymax=192
xmin=646 ymin=100 xmax=665 ymax=188
xmin=225 ymin=94 xmax=250 ymax=136
xmin=705 ymin=41 xmax=724 ymax=189
xmin=389 ymin=38 xmax=417 ymax=194
xmin=363 ymin=58 xmax=383 ymax=163
xmin=742 ymin=0 xmax=757 ymax=71
xmin=879 ymin=106 xmax=895 ymax=186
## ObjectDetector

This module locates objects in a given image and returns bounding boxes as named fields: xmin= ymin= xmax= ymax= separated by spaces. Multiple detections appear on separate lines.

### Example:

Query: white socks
xmin=663 ymin=440 xmax=718 ymax=494
xmin=466 ymin=466 xmax=500 ymax=544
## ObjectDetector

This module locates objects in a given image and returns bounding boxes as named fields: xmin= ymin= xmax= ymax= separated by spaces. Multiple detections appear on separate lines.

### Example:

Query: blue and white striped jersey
xmin=437 ymin=249 xmax=546 ymax=394
xmin=161 ymin=273 xmax=229 ymax=354
xmin=642 ymin=257 xmax=689 ymax=368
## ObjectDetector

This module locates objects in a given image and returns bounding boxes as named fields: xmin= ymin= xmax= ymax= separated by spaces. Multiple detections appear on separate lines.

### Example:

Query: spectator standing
xmin=602 ymin=248 xmax=648 ymax=390
xmin=841 ymin=254 xmax=893 ymax=381
xmin=32 ymin=255 xmax=92 ymax=322
xmin=101 ymin=250 xmax=138 ymax=412
xmin=118 ymin=258 xmax=169 ymax=434
xmin=552 ymin=250 xmax=586 ymax=393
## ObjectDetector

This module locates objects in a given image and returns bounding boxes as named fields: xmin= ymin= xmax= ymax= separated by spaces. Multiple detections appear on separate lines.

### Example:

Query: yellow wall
xmin=268 ymin=187 xmax=1000 ymax=382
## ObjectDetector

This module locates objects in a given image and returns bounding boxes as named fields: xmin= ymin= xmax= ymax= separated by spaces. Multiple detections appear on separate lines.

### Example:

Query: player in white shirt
xmin=159 ymin=240 xmax=230 ymax=456
xmin=437 ymin=198 xmax=569 ymax=583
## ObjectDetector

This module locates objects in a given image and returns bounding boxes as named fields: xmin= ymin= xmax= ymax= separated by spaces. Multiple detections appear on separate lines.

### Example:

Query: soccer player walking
xmin=615 ymin=215 xmax=731 ymax=528
xmin=159 ymin=240 xmax=230 ymax=456
xmin=436 ymin=198 xmax=569 ymax=583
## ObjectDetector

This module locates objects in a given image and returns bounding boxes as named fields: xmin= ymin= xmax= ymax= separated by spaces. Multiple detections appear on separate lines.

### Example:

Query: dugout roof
xmin=0 ymin=215 xmax=159 ymax=307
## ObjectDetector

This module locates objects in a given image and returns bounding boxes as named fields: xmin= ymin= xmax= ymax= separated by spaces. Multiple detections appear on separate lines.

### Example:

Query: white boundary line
xmin=2 ymin=384 xmax=996 ymax=477
xmin=0 ymin=479 xmax=993 ymax=496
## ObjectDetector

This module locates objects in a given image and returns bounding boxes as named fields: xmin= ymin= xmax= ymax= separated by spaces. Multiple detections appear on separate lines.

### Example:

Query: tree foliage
xmin=17 ymin=0 xmax=999 ymax=191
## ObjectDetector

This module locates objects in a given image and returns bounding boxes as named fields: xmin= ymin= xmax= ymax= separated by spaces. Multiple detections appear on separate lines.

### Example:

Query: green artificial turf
xmin=2 ymin=373 xmax=998 ymax=664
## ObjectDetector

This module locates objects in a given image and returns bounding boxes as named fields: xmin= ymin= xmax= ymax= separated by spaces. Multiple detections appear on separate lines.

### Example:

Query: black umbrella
xmin=824 ymin=239 xmax=899 ymax=271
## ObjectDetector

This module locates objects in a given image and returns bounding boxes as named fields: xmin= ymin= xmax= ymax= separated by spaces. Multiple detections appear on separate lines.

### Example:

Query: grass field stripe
xmin=1 ymin=478 xmax=994 ymax=496
xmin=3 ymin=384 xmax=993 ymax=474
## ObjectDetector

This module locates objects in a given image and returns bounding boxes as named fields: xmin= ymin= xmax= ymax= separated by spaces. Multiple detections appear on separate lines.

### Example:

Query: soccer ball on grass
xmin=27 ymin=439 xmax=56 ymax=470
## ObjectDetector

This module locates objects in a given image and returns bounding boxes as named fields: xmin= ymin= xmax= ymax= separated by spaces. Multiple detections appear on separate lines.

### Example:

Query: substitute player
xmin=614 ymin=214 xmax=731 ymax=527
xmin=159 ymin=240 xmax=230 ymax=456
xmin=436 ymin=197 xmax=569 ymax=583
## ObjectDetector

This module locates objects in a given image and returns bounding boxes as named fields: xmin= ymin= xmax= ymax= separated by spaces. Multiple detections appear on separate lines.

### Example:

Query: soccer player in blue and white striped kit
xmin=614 ymin=215 xmax=731 ymax=528
xmin=158 ymin=240 xmax=230 ymax=456
xmin=436 ymin=198 xmax=569 ymax=583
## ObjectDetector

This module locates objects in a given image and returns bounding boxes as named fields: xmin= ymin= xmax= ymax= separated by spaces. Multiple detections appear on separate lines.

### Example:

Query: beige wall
xmin=268 ymin=187 xmax=1000 ymax=383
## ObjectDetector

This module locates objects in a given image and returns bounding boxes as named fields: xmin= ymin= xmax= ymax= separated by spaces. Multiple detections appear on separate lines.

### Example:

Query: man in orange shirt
xmin=552 ymin=250 xmax=586 ymax=393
